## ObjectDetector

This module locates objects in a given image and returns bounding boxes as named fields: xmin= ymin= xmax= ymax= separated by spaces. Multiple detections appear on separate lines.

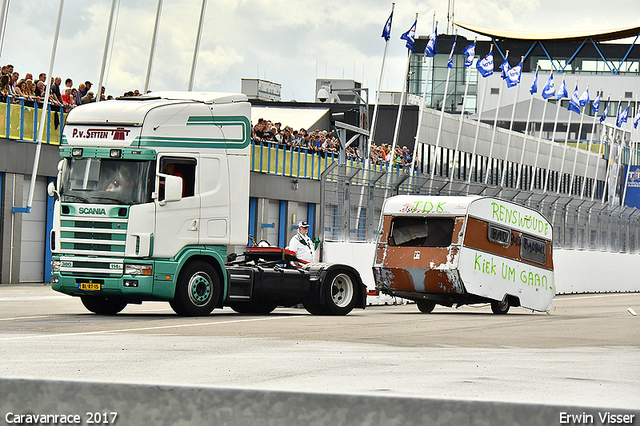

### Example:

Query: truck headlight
xmin=124 ymin=264 xmax=153 ymax=276
xmin=51 ymin=260 xmax=62 ymax=272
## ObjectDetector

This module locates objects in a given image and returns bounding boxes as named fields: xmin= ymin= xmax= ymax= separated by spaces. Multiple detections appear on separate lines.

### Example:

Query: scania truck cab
xmin=49 ymin=92 xmax=365 ymax=316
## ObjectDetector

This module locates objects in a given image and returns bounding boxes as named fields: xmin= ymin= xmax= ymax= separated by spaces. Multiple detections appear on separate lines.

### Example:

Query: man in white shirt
xmin=288 ymin=221 xmax=314 ymax=263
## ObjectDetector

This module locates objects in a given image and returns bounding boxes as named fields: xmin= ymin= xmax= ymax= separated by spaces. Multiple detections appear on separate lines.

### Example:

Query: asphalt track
xmin=0 ymin=284 xmax=638 ymax=411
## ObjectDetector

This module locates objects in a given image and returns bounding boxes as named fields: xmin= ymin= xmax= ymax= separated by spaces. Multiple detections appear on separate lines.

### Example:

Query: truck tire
xmin=229 ymin=301 xmax=277 ymax=315
xmin=491 ymin=298 xmax=510 ymax=314
xmin=322 ymin=269 xmax=359 ymax=315
xmin=417 ymin=300 xmax=436 ymax=313
xmin=81 ymin=296 xmax=127 ymax=315
xmin=170 ymin=261 xmax=221 ymax=316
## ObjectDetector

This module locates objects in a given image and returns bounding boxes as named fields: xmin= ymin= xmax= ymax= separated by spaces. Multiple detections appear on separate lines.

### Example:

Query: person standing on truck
xmin=288 ymin=221 xmax=314 ymax=263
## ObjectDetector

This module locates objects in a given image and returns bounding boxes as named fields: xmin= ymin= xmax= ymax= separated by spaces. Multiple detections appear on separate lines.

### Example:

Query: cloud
xmin=0 ymin=0 xmax=639 ymax=101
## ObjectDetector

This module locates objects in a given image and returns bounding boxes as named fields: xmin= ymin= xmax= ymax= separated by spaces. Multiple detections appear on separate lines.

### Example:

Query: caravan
xmin=373 ymin=195 xmax=555 ymax=314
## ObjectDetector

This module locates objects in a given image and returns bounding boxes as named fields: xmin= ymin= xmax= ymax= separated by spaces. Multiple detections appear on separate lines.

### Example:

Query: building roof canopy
xmin=453 ymin=21 xmax=640 ymax=42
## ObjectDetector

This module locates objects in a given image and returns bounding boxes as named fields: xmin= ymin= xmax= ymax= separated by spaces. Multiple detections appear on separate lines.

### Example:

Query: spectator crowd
xmin=1 ymin=62 xmax=417 ymax=172
xmin=251 ymin=117 xmax=417 ymax=171
xmin=0 ymin=63 xmax=144 ymax=112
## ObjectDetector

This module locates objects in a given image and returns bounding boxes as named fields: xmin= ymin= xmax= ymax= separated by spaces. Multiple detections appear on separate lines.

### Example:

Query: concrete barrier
xmin=1 ymin=378 xmax=637 ymax=426
xmin=323 ymin=242 xmax=640 ymax=296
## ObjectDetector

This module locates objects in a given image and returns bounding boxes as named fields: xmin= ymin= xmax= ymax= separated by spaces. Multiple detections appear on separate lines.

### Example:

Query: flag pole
xmin=602 ymin=122 xmax=616 ymax=204
xmin=450 ymin=37 xmax=476 ymax=184
xmin=357 ymin=3 xmax=394 ymax=230
xmin=567 ymin=84 xmax=589 ymax=195
xmin=516 ymin=63 xmax=539 ymax=190
xmin=593 ymin=93 xmax=611 ymax=200
xmin=622 ymin=127 xmax=635 ymax=207
xmin=556 ymin=79 xmax=579 ymax=194
xmin=543 ymin=81 xmax=565 ymax=193
xmin=385 ymin=13 xmax=417 ymax=197
xmin=188 ymin=0 xmax=207 ymax=91
xmin=366 ymin=2 xmax=395 ymax=167
xmin=500 ymin=56 xmax=524 ymax=188
xmin=529 ymin=93 xmax=550 ymax=191
xmin=96 ymin=0 xmax=118 ymax=103
xmin=467 ymin=44 xmax=493 ymax=188
xmin=24 ymin=0 xmax=64 ymax=213
xmin=484 ymin=50 xmax=508 ymax=185
xmin=410 ymin=50 xmax=431 ymax=178
xmin=144 ymin=0 xmax=163 ymax=93
xmin=581 ymin=89 xmax=600 ymax=198
xmin=430 ymin=29 xmax=455 ymax=182
xmin=409 ymin=14 xmax=431 ymax=179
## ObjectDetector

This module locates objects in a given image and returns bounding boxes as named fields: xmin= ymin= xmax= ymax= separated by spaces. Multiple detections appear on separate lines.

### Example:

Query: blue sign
xmin=624 ymin=165 xmax=640 ymax=208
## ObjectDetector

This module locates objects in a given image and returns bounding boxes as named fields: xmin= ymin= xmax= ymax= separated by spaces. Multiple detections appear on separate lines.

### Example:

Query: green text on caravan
xmin=490 ymin=202 xmax=549 ymax=236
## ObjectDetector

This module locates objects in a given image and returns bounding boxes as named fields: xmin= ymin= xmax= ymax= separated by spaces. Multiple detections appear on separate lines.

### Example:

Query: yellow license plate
xmin=79 ymin=282 xmax=101 ymax=291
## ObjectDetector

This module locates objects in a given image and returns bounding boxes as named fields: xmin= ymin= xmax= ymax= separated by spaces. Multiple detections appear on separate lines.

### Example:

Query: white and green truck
xmin=49 ymin=92 xmax=365 ymax=316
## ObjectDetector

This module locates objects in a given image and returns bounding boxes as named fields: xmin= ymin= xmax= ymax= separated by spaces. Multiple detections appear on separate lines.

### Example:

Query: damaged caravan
xmin=372 ymin=196 xmax=555 ymax=314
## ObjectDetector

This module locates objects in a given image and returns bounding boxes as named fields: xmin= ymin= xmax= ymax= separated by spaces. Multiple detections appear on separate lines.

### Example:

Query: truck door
xmin=155 ymin=155 xmax=200 ymax=258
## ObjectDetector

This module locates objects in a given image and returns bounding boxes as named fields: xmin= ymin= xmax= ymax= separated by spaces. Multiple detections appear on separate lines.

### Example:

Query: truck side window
xmin=389 ymin=217 xmax=455 ymax=247
xmin=159 ymin=157 xmax=196 ymax=198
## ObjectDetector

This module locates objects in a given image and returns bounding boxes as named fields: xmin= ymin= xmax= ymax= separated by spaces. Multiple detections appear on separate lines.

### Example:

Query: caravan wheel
xmin=417 ymin=300 xmax=436 ymax=313
xmin=491 ymin=299 xmax=510 ymax=314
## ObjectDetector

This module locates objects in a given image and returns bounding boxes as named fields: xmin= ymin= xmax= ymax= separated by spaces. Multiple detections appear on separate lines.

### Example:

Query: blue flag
xmin=616 ymin=105 xmax=630 ymax=128
xmin=447 ymin=35 xmax=457 ymax=69
xmin=424 ymin=27 xmax=437 ymax=57
xmin=568 ymin=85 xmax=581 ymax=114
xmin=592 ymin=93 xmax=600 ymax=114
xmin=556 ymin=79 xmax=568 ymax=100
xmin=529 ymin=70 xmax=538 ymax=95
xmin=462 ymin=42 xmax=475 ymax=67
xmin=476 ymin=51 xmax=494 ymax=77
xmin=500 ymin=57 xmax=510 ymax=80
xmin=401 ymin=19 xmax=417 ymax=51
xmin=542 ymin=74 xmax=555 ymax=100
xmin=634 ymin=110 xmax=640 ymax=129
xmin=600 ymin=97 xmax=610 ymax=122
xmin=382 ymin=11 xmax=393 ymax=41
xmin=579 ymin=88 xmax=589 ymax=107
xmin=506 ymin=61 xmax=522 ymax=88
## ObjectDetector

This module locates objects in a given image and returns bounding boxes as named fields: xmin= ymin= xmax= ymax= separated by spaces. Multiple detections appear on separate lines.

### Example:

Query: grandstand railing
xmin=1 ymin=97 xmax=65 ymax=145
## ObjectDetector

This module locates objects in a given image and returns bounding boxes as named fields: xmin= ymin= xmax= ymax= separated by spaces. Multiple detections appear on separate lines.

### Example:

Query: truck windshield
xmin=60 ymin=158 xmax=154 ymax=205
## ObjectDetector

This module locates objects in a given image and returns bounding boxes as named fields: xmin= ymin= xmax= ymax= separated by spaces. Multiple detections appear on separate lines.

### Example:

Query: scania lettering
xmin=49 ymin=92 xmax=365 ymax=316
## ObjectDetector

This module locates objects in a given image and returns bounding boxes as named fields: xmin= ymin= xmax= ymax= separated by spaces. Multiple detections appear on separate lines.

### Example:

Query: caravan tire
xmin=491 ymin=298 xmax=510 ymax=315
xmin=417 ymin=300 xmax=436 ymax=313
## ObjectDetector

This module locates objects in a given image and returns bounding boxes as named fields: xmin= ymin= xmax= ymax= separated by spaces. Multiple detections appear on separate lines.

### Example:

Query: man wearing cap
xmin=288 ymin=221 xmax=314 ymax=263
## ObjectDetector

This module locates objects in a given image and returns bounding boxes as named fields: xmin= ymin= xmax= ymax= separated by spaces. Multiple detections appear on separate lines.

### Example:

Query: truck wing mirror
xmin=47 ymin=181 xmax=59 ymax=200
xmin=158 ymin=173 xmax=183 ymax=204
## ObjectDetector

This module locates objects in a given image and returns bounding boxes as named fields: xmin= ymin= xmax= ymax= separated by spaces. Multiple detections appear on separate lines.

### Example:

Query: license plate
xmin=79 ymin=282 xmax=101 ymax=291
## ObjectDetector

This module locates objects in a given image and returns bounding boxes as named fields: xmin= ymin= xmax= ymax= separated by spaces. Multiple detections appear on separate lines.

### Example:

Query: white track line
xmin=0 ymin=315 xmax=306 ymax=341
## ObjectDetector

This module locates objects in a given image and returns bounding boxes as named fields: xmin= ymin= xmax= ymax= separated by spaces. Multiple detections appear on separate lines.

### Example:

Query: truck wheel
xmin=491 ymin=298 xmax=510 ymax=314
xmin=417 ymin=300 xmax=436 ymax=313
xmin=229 ymin=301 xmax=277 ymax=315
xmin=322 ymin=269 xmax=358 ymax=315
xmin=170 ymin=261 xmax=220 ymax=316
xmin=81 ymin=296 xmax=127 ymax=315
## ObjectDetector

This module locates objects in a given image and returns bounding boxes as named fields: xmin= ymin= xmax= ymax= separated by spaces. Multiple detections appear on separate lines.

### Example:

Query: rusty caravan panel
xmin=463 ymin=217 xmax=553 ymax=270
xmin=374 ymin=215 xmax=466 ymax=294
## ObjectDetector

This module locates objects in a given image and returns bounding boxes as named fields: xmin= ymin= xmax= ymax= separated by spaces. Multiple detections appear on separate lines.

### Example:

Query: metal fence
xmin=319 ymin=162 xmax=640 ymax=254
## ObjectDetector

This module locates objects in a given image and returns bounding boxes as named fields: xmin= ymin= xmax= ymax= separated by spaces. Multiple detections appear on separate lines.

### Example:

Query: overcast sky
xmin=1 ymin=0 xmax=639 ymax=101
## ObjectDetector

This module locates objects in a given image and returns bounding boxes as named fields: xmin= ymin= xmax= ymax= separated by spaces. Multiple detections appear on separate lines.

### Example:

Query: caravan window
xmin=389 ymin=217 xmax=455 ymax=247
